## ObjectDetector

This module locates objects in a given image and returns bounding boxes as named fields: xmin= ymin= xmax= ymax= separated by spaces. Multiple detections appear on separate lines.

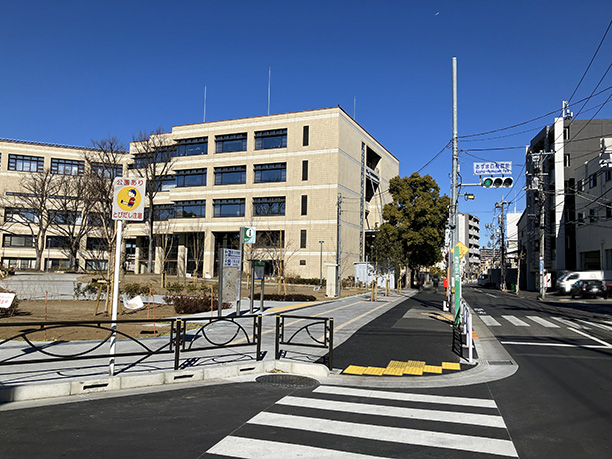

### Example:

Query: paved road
xmin=464 ymin=286 xmax=612 ymax=459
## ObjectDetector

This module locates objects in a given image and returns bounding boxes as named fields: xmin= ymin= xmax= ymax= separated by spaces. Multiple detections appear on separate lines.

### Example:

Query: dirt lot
xmin=0 ymin=282 xmax=366 ymax=341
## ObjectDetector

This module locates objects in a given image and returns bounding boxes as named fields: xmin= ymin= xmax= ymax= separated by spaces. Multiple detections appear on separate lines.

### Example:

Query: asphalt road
xmin=463 ymin=286 xmax=612 ymax=459
xmin=2 ymin=287 xmax=611 ymax=458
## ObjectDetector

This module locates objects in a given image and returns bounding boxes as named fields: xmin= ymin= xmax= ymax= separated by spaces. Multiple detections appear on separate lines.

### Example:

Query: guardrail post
xmin=174 ymin=318 xmax=182 ymax=370
xmin=328 ymin=318 xmax=334 ymax=371
xmin=275 ymin=315 xmax=281 ymax=360
xmin=256 ymin=315 xmax=262 ymax=360
xmin=467 ymin=312 xmax=474 ymax=364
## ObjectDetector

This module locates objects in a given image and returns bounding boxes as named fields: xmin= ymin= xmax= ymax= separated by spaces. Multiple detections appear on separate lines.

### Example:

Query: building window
xmin=215 ymin=166 xmax=246 ymax=185
xmin=214 ymin=198 xmax=245 ymax=217
xmin=253 ymin=197 xmax=285 ymax=216
xmin=577 ymin=179 xmax=584 ymax=192
xmin=51 ymin=158 xmax=85 ymax=175
xmin=8 ymin=154 xmax=44 ymax=172
xmin=132 ymin=147 xmax=173 ymax=169
xmin=589 ymin=174 xmax=597 ymax=188
xmin=564 ymin=154 xmax=570 ymax=168
xmin=301 ymin=195 xmax=308 ymax=215
xmin=176 ymin=168 xmax=207 ymax=187
xmin=144 ymin=204 xmax=174 ymax=222
xmin=303 ymin=126 xmax=309 ymax=146
xmin=86 ymin=237 xmax=109 ymax=251
xmin=589 ymin=208 xmax=598 ymax=223
xmin=4 ymin=208 xmax=38 ymax=223
xmin=3 ymin=234 xmax=35 ymax=248
xmin=605 ymin=169 xmax=612 ymax=182
xmin=175 ymin=200 xmax=206 ymax=218
xmin=302 ymin=160 xmax=308 ymax=181
xmin=85 ymin=259 xmax=108 ymax=271
xmin=46 ymin=236 xmax=69 ymax=249
xmin=299 ymin=260 xmax=306 ymax=266
xmin=50 ymin=210 xmax=82 ymax=225
xmin=300 ymin=229 xmax=307 ymax=248
xmin=216 ymin=133 xmax=247 ymax=153
xmin=254 ymin=162 xmax=286 ymax=183
xmin=577 ymin=212 xmax=585 ymax=225
xmin=91 ymin=162 xmax=123 ymax=178
xmin=255 ymin=129 xmax=287 ymax=150
xmin=257 ymin=230 xmax=284 ymax=248
xmin=607 ymin=203 xmax=612 ymax=219
xmin=174 ymin=137 xmax=207 ymax=157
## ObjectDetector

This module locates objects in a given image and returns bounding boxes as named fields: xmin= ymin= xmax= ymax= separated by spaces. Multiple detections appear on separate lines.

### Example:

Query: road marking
xmin=568 ymin=327 xmax=612 ymax=348
xmin=500 ymin=341 xmax=611 ymax=349
xmin=248 ymin=412 xmax=519 ymax=457
xmin=277 ymin=396 xmax=507 ymax=428
xmin=486 ymin=293 xmax=498 ymax=298
xmin=502 ymin=315 xmax=529 ymax=326
xmin=527 ymin=316 xmax=560 ymax=328
xmin=551 ymin=317 xmax=589 ymax=329
xmin=577 ymin=320 xmax=612 ymax=332
xmin=314 ymin=386 xmax=498 ymax=408
xmin=208 ymin=436 xmax=384 ymax=458
xmin=480 ymin=316 xmax=502 ymax=326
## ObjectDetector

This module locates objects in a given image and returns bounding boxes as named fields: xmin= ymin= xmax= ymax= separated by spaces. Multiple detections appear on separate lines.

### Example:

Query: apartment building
xmin=521 ymin=117 xmax=612 ymax=290
xmin=1 ymin=107 xmax=399 ymax=280
xmin=457 ymin=212 xmax=480 ymax=277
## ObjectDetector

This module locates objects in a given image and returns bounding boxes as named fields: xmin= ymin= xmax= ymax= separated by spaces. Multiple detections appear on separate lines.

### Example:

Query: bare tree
xmin=0 ymin=169 xmax=59 ymax=271
xmin=48 ymin=173 xmax=96 ymax=271
xmin=131 ymin=128 xmax=176 ymax=273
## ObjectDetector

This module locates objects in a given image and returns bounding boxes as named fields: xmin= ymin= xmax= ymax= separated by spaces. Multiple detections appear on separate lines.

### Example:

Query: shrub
xmin=164 ymin=294 xmax=219 ymax=314
xmin=285 ymin=276 xmax=323 ymax=286
xmin=165 ymin=282 xmax=184 ymax=294
xmin=74 ymin=281 xmax=102 ymax=300
xmin=120 ymin=282 xmax=143 ymax=297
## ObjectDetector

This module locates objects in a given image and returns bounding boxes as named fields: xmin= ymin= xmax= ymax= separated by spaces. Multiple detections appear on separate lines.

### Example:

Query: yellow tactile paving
xmin=343 ymin=365 xmax=367 ymax=375
xmin=343 ymin=359 xmax=464 ymax=377
xmin=472 ymin=330 xmax=479 ymax=340
xmin=404 ymin=366 xmax=424 ymax=375
xmin=442 ymin=362 xmax=461 ymax=370
xmin=363 ymin=366 xmax=385 ymax=376
xmin=423 ymin=365 xmax=443 ymax=374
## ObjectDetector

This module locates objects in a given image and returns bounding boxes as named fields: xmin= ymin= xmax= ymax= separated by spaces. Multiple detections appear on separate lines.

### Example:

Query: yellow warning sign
xmin=112 ymin=178 xmax=146 ymax=221
xmin=454 ymin=241 xmax=469 ymax=259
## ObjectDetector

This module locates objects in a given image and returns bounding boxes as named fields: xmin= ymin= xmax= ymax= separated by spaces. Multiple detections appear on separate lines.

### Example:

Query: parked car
xmin=569 ymin=280 xmax=608 ymax=299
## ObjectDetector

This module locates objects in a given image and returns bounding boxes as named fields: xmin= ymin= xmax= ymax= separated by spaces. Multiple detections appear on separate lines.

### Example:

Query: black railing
xmin=0 ymin=315 xmax=262 ymax=374
xmin=275 ymin=314 xmax=334 ymax=370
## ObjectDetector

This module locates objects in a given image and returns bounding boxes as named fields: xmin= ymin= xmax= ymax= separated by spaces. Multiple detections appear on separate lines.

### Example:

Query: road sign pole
xmin=109 ymin=219 xmax=123 ymax=376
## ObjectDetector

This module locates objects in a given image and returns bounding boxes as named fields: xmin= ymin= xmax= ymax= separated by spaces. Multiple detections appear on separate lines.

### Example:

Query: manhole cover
xmin=256 ymin=374 xmax=320 ymax=389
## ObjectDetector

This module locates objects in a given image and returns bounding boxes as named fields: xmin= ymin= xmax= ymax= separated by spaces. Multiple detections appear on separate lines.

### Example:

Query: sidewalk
xmin=0 ymin=287 xmax=515 ymax=404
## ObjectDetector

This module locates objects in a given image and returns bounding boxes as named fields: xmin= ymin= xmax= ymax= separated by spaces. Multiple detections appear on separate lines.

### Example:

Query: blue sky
xmin=2 ymin=1 xmax=612 ymax=241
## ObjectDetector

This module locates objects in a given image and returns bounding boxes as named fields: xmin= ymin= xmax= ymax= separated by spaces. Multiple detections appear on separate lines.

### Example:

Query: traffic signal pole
xmin=450 ymin=57 xmax=460 ymax=317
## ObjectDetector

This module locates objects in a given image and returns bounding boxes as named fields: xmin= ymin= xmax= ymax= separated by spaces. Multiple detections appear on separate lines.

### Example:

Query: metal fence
xmin=275 ymin=314 xmax=334 ymax=370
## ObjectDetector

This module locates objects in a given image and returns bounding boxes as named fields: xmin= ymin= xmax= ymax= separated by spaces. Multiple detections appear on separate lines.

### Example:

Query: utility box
xmin=326 ymin=264 xmax=337 ymax=297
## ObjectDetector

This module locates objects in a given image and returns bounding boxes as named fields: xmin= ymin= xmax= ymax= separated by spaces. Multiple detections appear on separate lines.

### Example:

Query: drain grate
xmin=488 ymin=360 xmax=514 ymax=365
xmin=256 ymin=374 xmax=320 ymax=389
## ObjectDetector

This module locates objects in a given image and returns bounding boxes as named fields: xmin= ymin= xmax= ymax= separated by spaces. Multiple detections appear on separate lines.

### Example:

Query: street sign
xmin=454 ymin=242 xmax=469 ymax=259
xmin=222 ymin=249 xmax=242 ymax=268
xmin=112 ymin=178 xmax=146 ymax=221
xmin=473 ymin=161 xmax=512 ymax=175
xmin=241 ymin=227 xmax=256 ymax=244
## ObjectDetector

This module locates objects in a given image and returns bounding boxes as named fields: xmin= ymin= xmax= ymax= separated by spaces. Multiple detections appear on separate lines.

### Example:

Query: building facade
xmin=1 ymin=107 xmax=399 ymax=280
xmin=520 ymin=117 xmax=612 ymax=290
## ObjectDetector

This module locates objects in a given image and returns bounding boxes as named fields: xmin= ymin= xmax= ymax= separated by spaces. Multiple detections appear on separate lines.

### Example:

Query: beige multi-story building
xmin=1 ymin=107 xmax=399 ymax=281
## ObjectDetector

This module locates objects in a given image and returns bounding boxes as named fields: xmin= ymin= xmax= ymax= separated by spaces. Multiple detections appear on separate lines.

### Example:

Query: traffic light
xmin=481 ymin=176 xmax=513 ymax=188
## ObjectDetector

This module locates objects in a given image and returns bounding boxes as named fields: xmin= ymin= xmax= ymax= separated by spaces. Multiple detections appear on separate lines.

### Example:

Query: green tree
xmin=380 ymin=173 xmax=450 ymax=276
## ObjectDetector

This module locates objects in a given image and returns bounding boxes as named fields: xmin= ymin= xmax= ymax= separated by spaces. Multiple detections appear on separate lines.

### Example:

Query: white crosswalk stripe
xmin=206 ymin=385 xmax=519 ymax=458
xmin=502 ymin=315 xmax=530 ymax=326
xmin=527 ymin=316 xmax=560 ymax=328
xmin=480 ymin=315 xmax=502 ymax=326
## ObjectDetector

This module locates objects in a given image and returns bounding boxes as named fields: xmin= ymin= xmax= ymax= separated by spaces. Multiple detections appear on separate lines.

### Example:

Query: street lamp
xmin=319 ymin=241 xmax=324 ymax=285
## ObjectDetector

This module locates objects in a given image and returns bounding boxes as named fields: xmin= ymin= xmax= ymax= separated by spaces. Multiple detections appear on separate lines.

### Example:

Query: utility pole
xmin=538 ymin=151 xmax=546 ymax=299
xmin=449 ymin=57 xmax=460 ymax=314
xmin=336 ymin=193 xmax=342 ymax=297
xmin=496 ymin=200 xmax=507 ymax=290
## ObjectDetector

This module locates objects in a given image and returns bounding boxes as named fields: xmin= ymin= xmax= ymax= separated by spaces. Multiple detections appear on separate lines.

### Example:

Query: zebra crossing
xmin=206 ymin=385 xmax=519 ymax=458
xmin=478 ymin=314 xmax=583 ymax=329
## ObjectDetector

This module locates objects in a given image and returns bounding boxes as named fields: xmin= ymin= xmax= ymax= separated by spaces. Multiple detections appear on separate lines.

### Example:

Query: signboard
xmin=220 ymin=248 xmax=242 ymax=314
xmin=473 ymin=161 xmax=512 ymax=176
xmin=112 ymin=178 xmax=146 ymax=221
xmin=223 ymin=249 xmax=242 ymax=268
xmin=241 ymin=227 xmax=256 ymax=244
xmin=253 ymin=261 xmax=265 ymax=280
xmin=0 ymin=292 xmax=16 ymax=309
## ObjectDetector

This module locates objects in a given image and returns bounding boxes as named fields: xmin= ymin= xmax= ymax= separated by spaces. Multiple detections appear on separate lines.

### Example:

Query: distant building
xmin=457 ymin=213 xmax=480 ymax=277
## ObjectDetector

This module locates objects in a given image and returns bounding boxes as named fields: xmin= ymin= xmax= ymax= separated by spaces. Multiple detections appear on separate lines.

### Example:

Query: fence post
xmin=467 ymin=312 xmax=474 ymax=364
xmin=328 ymin=318 xmax=334 ymax=371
